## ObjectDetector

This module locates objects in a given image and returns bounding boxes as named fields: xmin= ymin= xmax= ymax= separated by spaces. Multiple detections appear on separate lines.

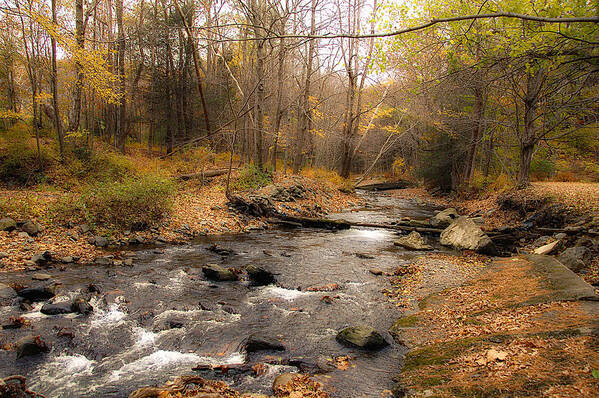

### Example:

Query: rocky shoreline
xmin=0 ymin=176 xmax=359 ymax=273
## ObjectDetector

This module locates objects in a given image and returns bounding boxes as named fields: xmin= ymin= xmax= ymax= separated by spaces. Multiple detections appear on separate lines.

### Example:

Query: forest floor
xmin=386 ymin=254 xmax=599 ymax=397
xmin=0 ymin=172 xmax=359 ymax=272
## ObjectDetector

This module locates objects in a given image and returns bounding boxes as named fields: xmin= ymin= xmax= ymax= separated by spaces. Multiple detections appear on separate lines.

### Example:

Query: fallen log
xmin=177 ymin=168 xmax=236 ymax=181
xmin=355 ymin=180 xmax=414 ymax=191
xmin=534 ymin=226 xmax=599 ymax=236
xmin=276 ymin=215 xmax=351 ymax=230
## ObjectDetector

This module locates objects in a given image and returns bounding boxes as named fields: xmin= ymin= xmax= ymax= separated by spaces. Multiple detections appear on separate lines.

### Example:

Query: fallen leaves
xmin=273 ymin=374 xmax=329 ymax=398
xmin=394 ymin=256 xmax=599 ymax=397
xmin=306 ymin=283 xmax=340 ymax=292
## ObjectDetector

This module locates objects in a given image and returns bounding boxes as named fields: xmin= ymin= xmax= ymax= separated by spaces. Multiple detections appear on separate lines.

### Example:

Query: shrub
xmin=554 ymin=171 xmax=577 ymax=182
xmin=0 ymin=137 xmax=52 ymax=186
xmin=530 ymin=158 xmax=555 ymax=180
xmin=301 ymin=167 xmax=345 ymax=187
xmin=57 ymin=175 xmax=176 ymax=230
xmin=231 ymin=164 xmax=272 ymax=191
xmin=584 ymin=162 xmax=599 ymax=182
xmin=488 ymin=173 xmax=512 ymax=192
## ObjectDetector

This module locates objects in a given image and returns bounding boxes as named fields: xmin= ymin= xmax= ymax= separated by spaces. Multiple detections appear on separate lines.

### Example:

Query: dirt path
xmin=387 ymin=255 xmax=599 ymax=397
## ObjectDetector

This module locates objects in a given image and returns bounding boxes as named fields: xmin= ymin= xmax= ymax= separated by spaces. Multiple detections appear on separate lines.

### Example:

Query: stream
xmin=0 ymin=193 xmax=439 ymax=397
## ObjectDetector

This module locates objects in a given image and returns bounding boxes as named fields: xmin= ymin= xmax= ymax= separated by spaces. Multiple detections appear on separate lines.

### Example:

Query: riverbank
xmin=387 ymin=255 xmax=599 ymax=397
xmin=380 ymin=184 xmax=599 ymax=397
xmin=0 ymin=173 xmax=359 ymax=272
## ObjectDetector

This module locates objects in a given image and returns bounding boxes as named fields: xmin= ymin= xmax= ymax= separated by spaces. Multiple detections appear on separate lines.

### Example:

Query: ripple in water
xmin=258 ymin=286 xmax=310 ymax=301
xmin=29 ymin=354 xmax=96 ymax=395
xmin=90 ymin=303 xmax=126 ymax=327
xmin=108 ymin=350 xmax=246 ymax=382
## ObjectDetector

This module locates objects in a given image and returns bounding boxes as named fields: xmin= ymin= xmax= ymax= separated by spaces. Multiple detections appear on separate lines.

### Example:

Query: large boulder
xmin=245 ymin=265 xmax=275 ymax=286
xmin=558 ymin=246 xmax=590 ymax=272
xmin=336 ymin=325 xmax=389 ymax=350
xmin=429 ymin=208 xmax=459 ymax=228
xmin=16 ymin=335 xmax=49 ymax=358
xmin=202 ymin=264 xmax=239 ymax=281
xmin=394 ymin=231 xmax=432 ymax=251
xmin=0 ymin=217 xmax=17 ymax=231
xmin=21 ymin=220 xmax=42 ymax=236
xmin=440 ymin=217 xmax=497 ymax=255
xmin=17 ymin=284 xmax=56 ymax=301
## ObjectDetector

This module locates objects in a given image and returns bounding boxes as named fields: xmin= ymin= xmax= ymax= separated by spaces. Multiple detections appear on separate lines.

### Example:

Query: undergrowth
xmin=230 ymin=164 xmax=272 ymax=191
xmin=53 ymin=174 xmax=176 ymax=231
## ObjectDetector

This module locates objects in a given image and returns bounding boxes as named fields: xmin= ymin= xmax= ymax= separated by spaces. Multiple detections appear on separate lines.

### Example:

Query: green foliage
xmin=584 ymin=162 xmax=599 ymax=182
xmin=415 ymin=132 xmax=456 ymax=191
xmin=531 ymin=158 xmax=556 ymax=181
xmin=53 ymin=149 xmax=136 ymax=187
xmin=0 ymin=126 xmax=51 ymax=186
xmin=55 ymin=174 xmax=176 ymax=230
xmin=230 ymin=164 xmax=272 ymax=191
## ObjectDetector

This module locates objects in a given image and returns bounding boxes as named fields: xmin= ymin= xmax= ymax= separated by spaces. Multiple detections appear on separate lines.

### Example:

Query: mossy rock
xmin=336 ymin=325 xmax=389 ymax=350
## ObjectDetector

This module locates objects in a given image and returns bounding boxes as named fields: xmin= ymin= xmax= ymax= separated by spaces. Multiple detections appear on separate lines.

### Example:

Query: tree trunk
xmin=254 ymin=39 xmax=265 ymax=169
xmin=50 ymin=0 xmax=64 ymax=158
xmin=116 ymin=0 xmax=126 ymax=152
xmin=69 ymin=0 xmax=84 ymax=132
xmin=464 ymin=81 xmax=485 ymax=183
xmin=271 ymin=36 xmax=287 ymax=172
xmin=517 ymin=67 xmax=544 ymax=189
xmin=172 ymin=0 xmax=212 ymax=137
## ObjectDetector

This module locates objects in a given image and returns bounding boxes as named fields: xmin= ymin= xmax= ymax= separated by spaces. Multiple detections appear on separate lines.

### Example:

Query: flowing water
xmin=0 ymin=193 xmax=439 ymax=397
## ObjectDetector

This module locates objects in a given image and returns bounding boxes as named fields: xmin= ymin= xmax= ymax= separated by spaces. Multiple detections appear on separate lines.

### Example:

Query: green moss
xmin=392 ymin=314 xmax=420 ymax=328
xmin=402 ymin=338 xmax=481 ymax=371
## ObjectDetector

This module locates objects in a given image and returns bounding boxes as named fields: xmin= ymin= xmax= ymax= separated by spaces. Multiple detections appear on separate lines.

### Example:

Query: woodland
xmin=0 ymin=0 xmax=597 ymax=192
xmin=1 ymin=1 xmax=599 ymax=397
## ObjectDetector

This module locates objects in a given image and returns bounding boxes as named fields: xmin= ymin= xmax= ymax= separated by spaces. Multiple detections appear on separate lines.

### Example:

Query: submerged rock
xmin=41 ymin=301 xmax=74 ymax=315
xmin=202 ymin=264 xmax=239 ymax=281
xmin=71 ymin=297 xmax=94 ymax=315
xmin=31 ymin=273 xmax=52 ymax=281
xmin=429 ymin=208 xmax=459 ymax=228
xmin=207 ymin=244 xmax=236 ymax=256
xmin=243 ymin=334 xmax=286 ymax=353
xmin=336 ymin=325 xmax=389 ymax=350
xmin=245 ymin=265 xmax=275 ymax=286
xmin=440 ymin=217 xmax=497 ymax=255
xmin=16 ymin=335 xmax=49 ymax=358
xmin=394 ymin=231 xmax=432 ymax=251
xmin=17 ymin=284 xmax=56 ymax=301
